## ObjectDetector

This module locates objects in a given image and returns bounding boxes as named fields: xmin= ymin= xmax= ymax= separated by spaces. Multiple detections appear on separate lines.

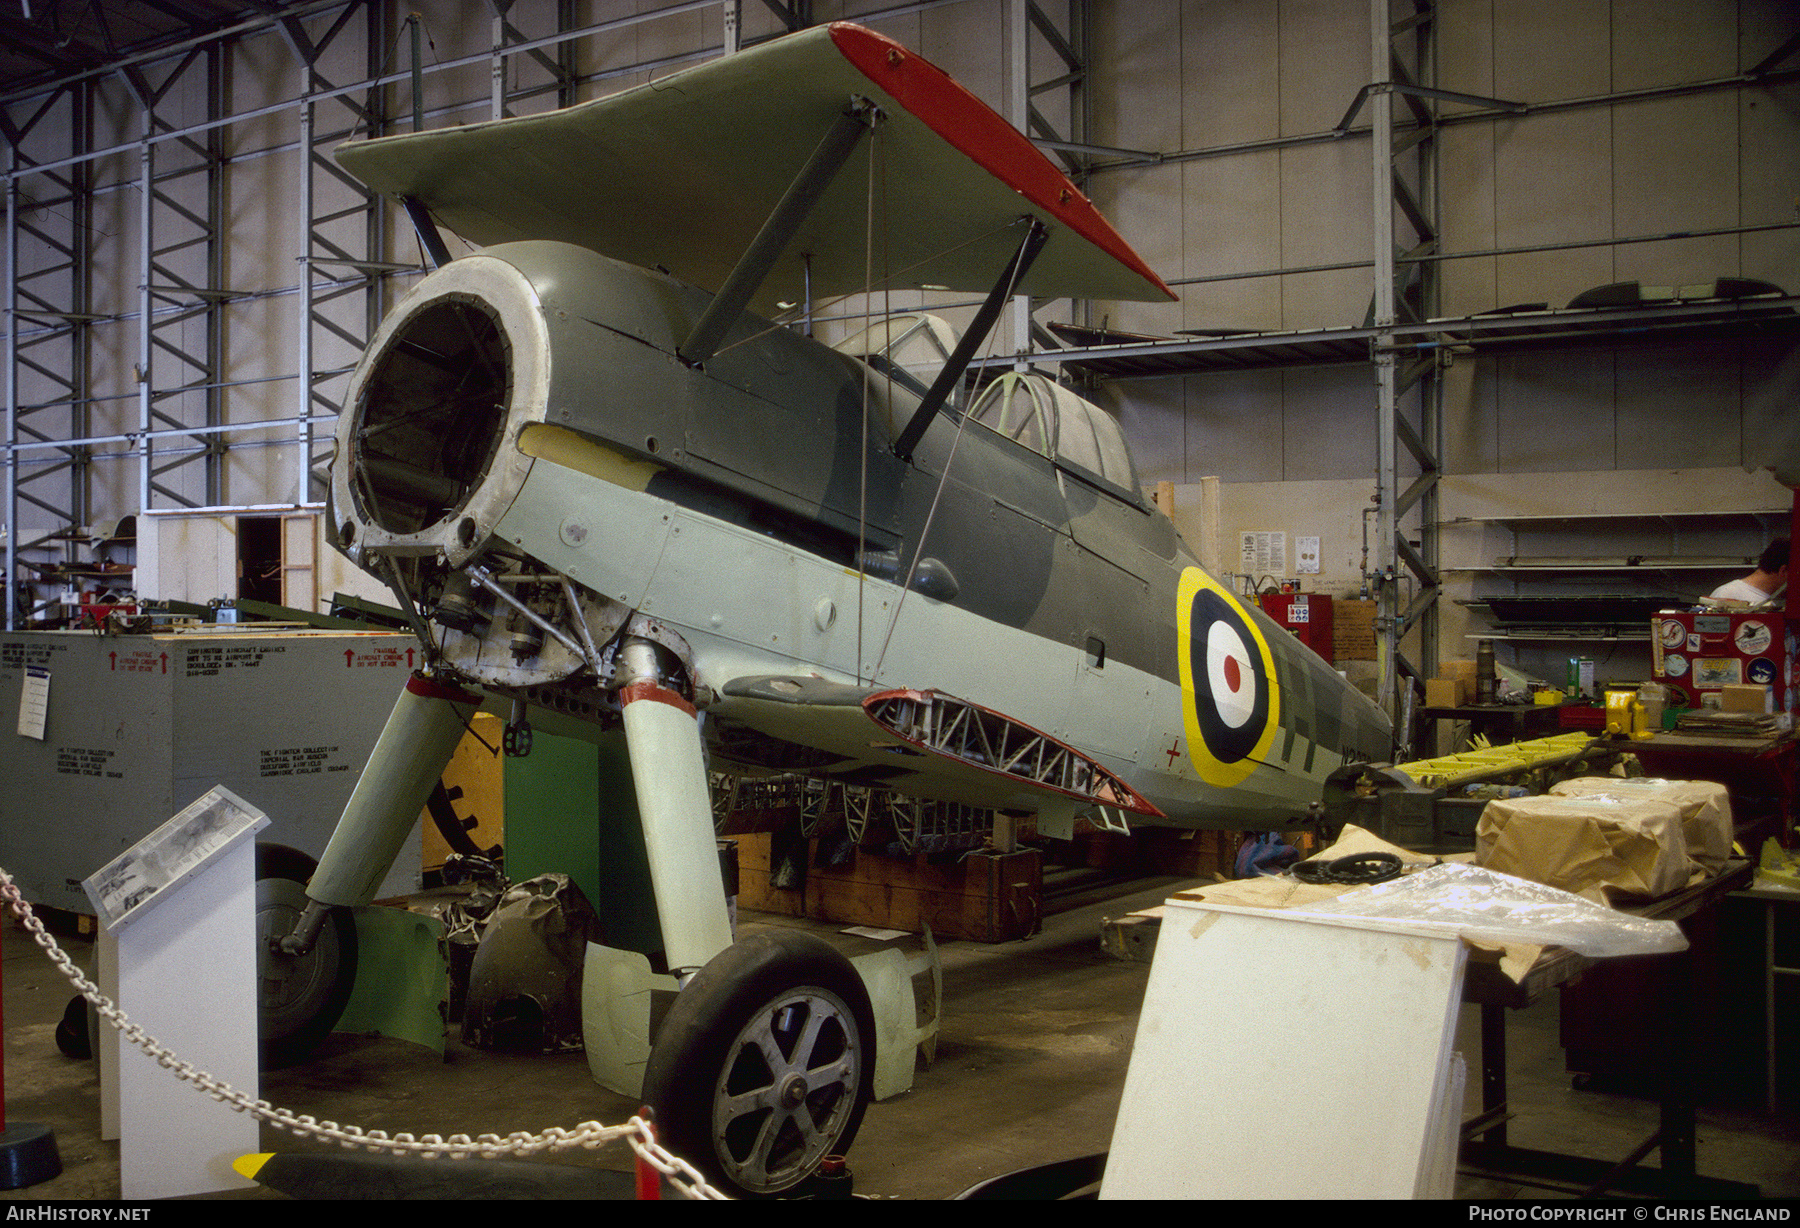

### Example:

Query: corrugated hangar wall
xmin=1072 ymin=0 xmax=1799 ymax=688
xmin=1084 ymin=0 xmax=1796 ymax=486
xmin=4 ymin=0 xmax=1797 ymax=683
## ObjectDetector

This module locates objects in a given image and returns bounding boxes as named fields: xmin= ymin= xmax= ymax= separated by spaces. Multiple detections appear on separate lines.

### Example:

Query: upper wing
xmin=333 ymin=23 xmax=1173 ymax=313
xmin=713 ymin=675 xmax=1164 ymax=819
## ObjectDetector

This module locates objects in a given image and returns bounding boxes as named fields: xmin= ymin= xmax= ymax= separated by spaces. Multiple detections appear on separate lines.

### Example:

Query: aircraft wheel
xmin=642 ymin=930 xmax=875 ymax=1198
xmin=256 ymin=843 xmax=358 ymax=1068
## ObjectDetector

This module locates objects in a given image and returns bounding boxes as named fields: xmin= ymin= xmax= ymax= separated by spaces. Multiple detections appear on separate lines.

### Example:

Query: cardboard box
xmin=1333 ymin=599 xmax=1377 ymax=661
xmin=1720 ymin=683 xmax=1773 ymax=714
xmin=1550 ymin=776 xmax=1733 ymax=874
xmin=1424 ymin=677 xmax=1461 ymax=708
xmin=1445 ymin=659 xmax=1478 ymax=702
xmin=1476 ymin=794 xmax=1691 ymax=904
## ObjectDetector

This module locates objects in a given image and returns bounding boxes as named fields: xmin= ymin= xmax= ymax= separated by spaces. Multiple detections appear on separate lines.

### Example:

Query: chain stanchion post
xmin=635 ymin=1109 xmax=661 ymax=1199
xmin=1 ymin=867 xmax=726 ymax=1196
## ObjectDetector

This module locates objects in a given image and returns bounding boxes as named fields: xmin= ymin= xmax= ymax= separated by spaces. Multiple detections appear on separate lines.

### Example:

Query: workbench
xmin=1415 ymin=702 xmax=1566 ymax=760
xmin=1101 ymin=859 xmax=1762 ymax=1198
xmin=1630 ymin=729 xmax=1797 ymax=844
xmin=1726 ymin=883 xmax=1800 ymax=1114
xmin=1459 ymin=859 xmax=1759 ymax=1199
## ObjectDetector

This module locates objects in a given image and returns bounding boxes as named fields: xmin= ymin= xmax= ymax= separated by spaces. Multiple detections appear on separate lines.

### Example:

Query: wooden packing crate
xmin=736 ymin=832 xmax=1042 ymax=942
xmin=1066 ymin=827 xmax=1235 ymax=878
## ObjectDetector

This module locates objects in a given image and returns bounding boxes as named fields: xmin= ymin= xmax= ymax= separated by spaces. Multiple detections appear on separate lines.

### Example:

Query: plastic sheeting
xmin=1297 ymin=862 xmax=1687 ymax=957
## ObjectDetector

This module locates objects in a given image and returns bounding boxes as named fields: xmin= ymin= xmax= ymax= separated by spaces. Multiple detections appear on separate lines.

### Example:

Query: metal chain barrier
xmin=0 ymin=865 xmax=728 ymax=1199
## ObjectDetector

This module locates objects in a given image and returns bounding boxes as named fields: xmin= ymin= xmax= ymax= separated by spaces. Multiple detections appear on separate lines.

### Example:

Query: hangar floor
xmin=3 ymin=877 xmax=1797 ymax=1201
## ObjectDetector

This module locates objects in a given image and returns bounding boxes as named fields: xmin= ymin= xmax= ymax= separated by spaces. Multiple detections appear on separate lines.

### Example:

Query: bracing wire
xmin=871 ymin=215 xmax=1037 ymax=679
xmin=856 ymin=119 xmax=877 ymax=684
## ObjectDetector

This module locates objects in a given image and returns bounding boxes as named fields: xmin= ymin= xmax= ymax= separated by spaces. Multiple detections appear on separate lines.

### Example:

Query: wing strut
xmin=891 ymin=216 xmax=1048 ymax=461
xmin=400 ymin=195 xmax=452 ymax=269
xmin=677 ymin=98 xmax=877 ymax=367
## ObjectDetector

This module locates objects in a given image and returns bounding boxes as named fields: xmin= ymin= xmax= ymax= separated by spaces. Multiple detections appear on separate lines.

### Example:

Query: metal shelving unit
xmin=1023 ymin=1 xmax=1798 ymax=721
xmin=5 ymin=0 xmax=1795 ymax=661
xmin=1447 ymin=508 xmax=1785 ymax=673
xmin=1 ymin=0 xmax=829 ymax=628
xmin=2 ymin=0 xmax=1111 ymax=629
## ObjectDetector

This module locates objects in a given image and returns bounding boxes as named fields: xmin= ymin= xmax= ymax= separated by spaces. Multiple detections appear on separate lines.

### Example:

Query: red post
xmin=2 ymin=921 xmax=8 ymax=1135
xmin=1786 ymin=483 xmax=1797 ymax=622
xmin=634 ymin=1110 xmax=660 ymax=1200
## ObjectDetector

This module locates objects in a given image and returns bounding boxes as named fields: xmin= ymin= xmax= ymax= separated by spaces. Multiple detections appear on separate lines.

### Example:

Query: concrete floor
xmin=3 ymin=879 xmax=1797 ymax=1201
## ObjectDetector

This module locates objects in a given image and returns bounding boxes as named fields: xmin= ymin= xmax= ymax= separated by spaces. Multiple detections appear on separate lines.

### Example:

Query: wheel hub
xmin=711 ymin=988 xmax=861 ymax=1192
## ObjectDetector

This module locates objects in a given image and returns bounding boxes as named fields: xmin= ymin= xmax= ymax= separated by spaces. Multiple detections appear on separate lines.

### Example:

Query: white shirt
xmin=1709 ymin=578 xmax=1780 ymax=603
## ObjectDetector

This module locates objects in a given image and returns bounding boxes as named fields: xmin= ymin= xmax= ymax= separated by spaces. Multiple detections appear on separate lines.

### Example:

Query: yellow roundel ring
xmin=1177 ymin=567 xmax=1281 ymax=788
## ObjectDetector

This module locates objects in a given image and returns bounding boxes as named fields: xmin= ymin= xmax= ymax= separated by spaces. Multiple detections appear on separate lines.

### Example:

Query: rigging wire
xmin=761 ymin=218 xmax=1027 ymax=332
xmin=855 ymin=118 xmax=877 ymax=685
xmin=872 ymin=215 xmax=1037 ymax=680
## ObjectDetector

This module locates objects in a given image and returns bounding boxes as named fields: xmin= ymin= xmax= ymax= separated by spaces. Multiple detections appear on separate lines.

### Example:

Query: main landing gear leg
xmin=268 ymin=673 xmax=481 ymax=1063
xmin=613 ymin=640 xmax=733 ymax=976
xmin=616 ymin=641 xmax=875 ymax=1196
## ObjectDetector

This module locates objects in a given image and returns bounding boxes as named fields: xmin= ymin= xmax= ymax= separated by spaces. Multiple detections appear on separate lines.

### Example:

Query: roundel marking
xmin=1205 ymin=620 xmax=1257 ymax=729
xmin=1177 ymin=568 xmax=1281 ymax=787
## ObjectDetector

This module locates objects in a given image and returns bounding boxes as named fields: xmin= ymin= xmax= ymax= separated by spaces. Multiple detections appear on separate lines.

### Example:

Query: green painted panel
xmin=338 ymin=905 xmax=449 ymax=1054
xmin=503 ymin=727 xmax=665 ymax=962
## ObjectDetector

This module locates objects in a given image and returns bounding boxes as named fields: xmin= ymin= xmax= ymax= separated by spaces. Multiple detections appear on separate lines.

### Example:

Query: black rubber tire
xmin=55 ymin=995 xmax=91 ymax=1060
xmin=641 ymin=931 xmax=876 ymax=1198
xmin=952 ymin=1152 xmax=1108 ymax=1200
xmin=256 ymin=843 xmax=358 ymax=1069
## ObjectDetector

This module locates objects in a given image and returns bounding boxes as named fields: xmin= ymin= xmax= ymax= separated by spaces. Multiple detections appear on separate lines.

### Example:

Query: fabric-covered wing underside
xmin=334 ymin=22 xmax=1173 ymax=314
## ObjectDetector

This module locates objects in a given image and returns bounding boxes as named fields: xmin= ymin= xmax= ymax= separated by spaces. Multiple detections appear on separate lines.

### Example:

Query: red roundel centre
xmin=1223 ymin=655 xmax=1241 ymax=692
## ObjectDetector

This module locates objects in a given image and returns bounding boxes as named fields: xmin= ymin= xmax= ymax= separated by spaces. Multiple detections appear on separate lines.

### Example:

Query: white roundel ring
xmin=1205 ymin=621 xmax=1257 ymax=730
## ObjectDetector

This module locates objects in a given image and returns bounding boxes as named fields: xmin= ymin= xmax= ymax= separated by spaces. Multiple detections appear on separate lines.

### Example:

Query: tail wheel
xmin=256 ymin=843 xmax=358 ymax=1068
xmin=642 ymin=931 xmax=875 ymax=1198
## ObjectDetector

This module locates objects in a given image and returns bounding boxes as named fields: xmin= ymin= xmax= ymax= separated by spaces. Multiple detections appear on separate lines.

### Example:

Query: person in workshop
xmin=1708 ymin=538 xmax=1788 ymax=604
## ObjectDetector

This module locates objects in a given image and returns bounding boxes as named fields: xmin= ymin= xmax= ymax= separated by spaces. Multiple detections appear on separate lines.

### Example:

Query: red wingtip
xmin=827 ymin=22 xmax=1175 ymax=302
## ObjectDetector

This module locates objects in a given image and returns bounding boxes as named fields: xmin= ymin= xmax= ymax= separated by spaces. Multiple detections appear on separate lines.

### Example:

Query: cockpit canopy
xmin=831 ymin=312 xmax=959 ymax=399
xmin=836 ymin=313 xmax=1145 ymax=504
xmin=969 ymin=371 xmax=1142 ymax=499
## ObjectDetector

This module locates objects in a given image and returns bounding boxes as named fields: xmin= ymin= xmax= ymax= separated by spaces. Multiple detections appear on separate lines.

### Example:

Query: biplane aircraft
xmin=263 ymin=21 xmax=1391 ymax=1197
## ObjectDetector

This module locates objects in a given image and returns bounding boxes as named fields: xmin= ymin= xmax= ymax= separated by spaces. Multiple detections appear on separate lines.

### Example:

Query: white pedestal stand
xmin=1102 ymin=900 xmax=1469 ymax=1200
xmin=86 ymin=787 xmax=267 ymax=1200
